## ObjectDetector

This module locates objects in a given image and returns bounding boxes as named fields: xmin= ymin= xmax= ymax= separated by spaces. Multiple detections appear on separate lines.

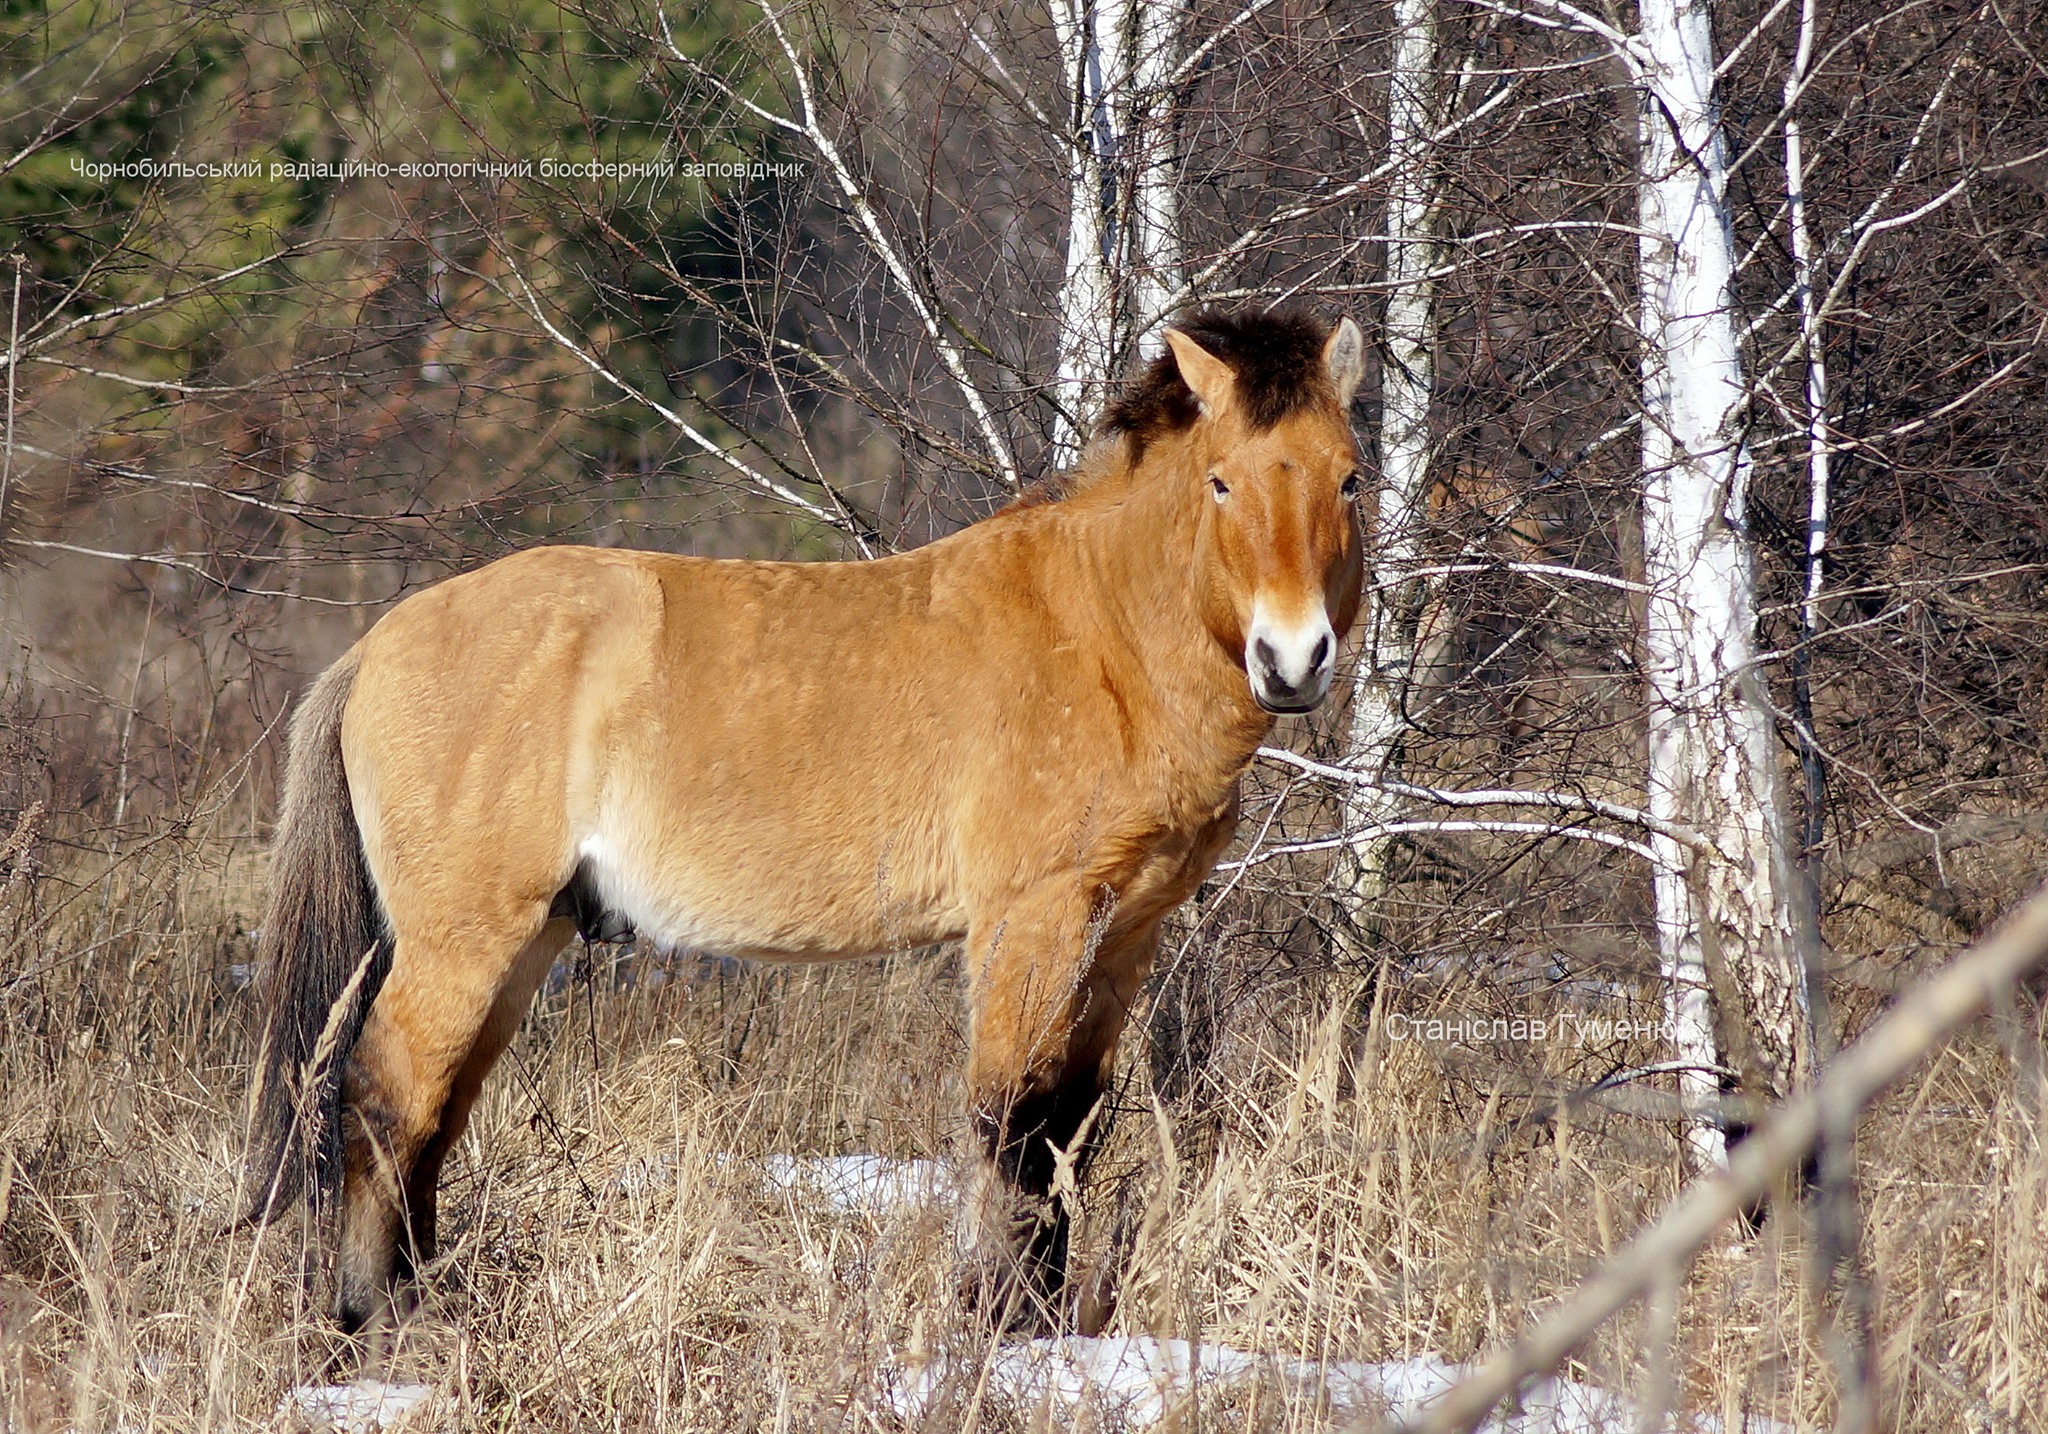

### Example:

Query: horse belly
xmin=573 ymin=819 xmax=964 ymax=962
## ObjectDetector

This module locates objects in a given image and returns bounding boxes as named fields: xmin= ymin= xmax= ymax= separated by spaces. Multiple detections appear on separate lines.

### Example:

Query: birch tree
xmin=1635 ymin=0 xmax=1807 ymax=1163
xmin=1341 ymin=0 xmax=1443 ymax=924
xmin=1334 ymin=0 xmax=1825 ymax=1164
xmin=1049 ymin=0 xmax=1183 ymax=465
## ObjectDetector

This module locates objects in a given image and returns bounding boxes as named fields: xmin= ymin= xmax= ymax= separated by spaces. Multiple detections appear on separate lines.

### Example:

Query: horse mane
xmin=1012 ymin=306 xmax=1340 ymax=511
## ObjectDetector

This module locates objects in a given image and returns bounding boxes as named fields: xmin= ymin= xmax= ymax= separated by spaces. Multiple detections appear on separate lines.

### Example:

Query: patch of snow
xmin=606 ymin=1149 xmax=680 ymax=1196
xmin=604 ymin=1150 xmax=956 ymax=1215
xmin=590 ymin=1156 xmax=1797 ymax=1434
xmin=885 ymin=1337 xmax=1795 ymax=1434
xmin=889 ymin=1336 xmax=1264 ymax=1425
xmin=757 ymin=1154 xmax=953 ymax=1216
xmin=280 ymin=1380 xmax=435 ymax=1432
xmin=1330 ymin=1351 xmax=1792 ymax=1432
xmin=1319 ymin=1355 xmax=1645 ymax=1430
xmin=1324 ymin=1352 xmax=1462 ymax=1420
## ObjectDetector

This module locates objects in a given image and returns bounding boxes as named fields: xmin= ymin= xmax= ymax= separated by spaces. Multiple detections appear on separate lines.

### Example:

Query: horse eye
xmin=1340 ymin=472 xmax=1363 ymax=500
xmin=1209 ymin=475 xmax=1230 ymax=501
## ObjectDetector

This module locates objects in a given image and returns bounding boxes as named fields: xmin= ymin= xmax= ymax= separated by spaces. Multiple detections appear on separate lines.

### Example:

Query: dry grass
xmin=2 ymin=817 xmax=2043 ymax=1433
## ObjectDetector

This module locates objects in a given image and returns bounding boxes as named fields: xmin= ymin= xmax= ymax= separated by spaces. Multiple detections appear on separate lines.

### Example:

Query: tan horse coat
xmin=246 ymin=308 xmax=1367 ymax=1333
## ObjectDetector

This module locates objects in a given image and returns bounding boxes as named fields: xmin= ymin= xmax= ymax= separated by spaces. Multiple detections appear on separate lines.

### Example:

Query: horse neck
xmin=1069 ymin=442 xmax=1273 ymax=771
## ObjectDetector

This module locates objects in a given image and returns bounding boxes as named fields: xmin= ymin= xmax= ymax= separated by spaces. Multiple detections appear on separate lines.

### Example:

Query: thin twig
xmin=1256 ymin=746 xmax=1713 ymax=854
xmin=0 ymin=255 xmax=17 ymax=534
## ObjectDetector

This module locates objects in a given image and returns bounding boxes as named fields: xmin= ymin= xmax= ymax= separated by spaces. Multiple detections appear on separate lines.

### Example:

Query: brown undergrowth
xmin=1 ymin=819 xmax=2042 ymax=1432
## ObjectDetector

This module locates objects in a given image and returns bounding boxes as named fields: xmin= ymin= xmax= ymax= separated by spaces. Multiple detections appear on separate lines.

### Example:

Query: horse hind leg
xmin=334 ymin=911 xmax=563 ymax=1335
xmin=393 ymin=919 xmax=574 ymax=1283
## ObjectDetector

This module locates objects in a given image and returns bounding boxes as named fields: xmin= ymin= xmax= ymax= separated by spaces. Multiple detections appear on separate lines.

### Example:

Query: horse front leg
xmin=962 ymin=887 xmax=1158 ymax=1331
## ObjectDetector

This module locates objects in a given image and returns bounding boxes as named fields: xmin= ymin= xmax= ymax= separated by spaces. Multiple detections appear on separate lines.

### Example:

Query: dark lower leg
xmin=334 ymin=1077 xmax=408 ymax=1336
xmin=328 ymin=917 xmax=562 ymax=1338
xmin=384 ymin=927 xmax=561 ymax=1295
xmin=960 ymin=897 xmax=1151 ymax=1331
xmin=394 ymin=1132 xmax=450 ymax=1283
xmin=332 ymin=1013 xmax=462 ymax=1336
xmin=395 ymin=1058 xmax=496 ymax=1284
xmin=971 ymin=1068 xmax=1107 ymax=1327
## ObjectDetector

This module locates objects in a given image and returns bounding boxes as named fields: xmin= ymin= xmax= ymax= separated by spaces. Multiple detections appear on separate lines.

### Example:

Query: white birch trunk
xmin=1343 ymin=0 xmax=1440 ymax=908
xmin=1785 ymin=0 xmax=1834 ymax=1034
xmin=1050 ymin=0 xmax=1182 ymax=466
xmin=1051 ymin=0 xmax=1122 ymax=467
xmin=1125 ymin=0 xmax=1181 ymax=359
xmin=1636 ymin=0 xmax=1807 ymax=1167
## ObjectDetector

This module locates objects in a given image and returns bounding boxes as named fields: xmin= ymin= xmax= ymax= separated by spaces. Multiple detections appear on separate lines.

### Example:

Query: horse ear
xmin=1165 ymin=329 xmax=1237 ymax=417
xmin=1323 ymin=316 xmax=1365 ymax=408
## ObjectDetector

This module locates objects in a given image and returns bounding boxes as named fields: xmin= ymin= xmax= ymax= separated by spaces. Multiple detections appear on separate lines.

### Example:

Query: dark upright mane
xmin=1100 ymin=307 xmax=1338 ymax=460
xmin=1009 ymin=306 xmax=1340 ymax=509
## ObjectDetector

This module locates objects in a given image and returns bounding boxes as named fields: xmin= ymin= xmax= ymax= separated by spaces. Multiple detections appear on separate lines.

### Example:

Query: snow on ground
xmin=285 ymin=1345 xmax=1769 ymax=1434
xmin=604 ymin=1148 xmax=955 ymax=1214
xmin=279 ymin=1380 xmax=435 ymax=1432
xmin=756 ymin=1152 xmax=955 ymax=1214
xmin=882 ymin=1335 xmax=1791 ymax=1432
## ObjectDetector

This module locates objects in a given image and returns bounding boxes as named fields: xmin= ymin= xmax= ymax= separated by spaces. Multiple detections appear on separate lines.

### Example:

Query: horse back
xmin=338 ymin=534 xmax=1238 ymax=962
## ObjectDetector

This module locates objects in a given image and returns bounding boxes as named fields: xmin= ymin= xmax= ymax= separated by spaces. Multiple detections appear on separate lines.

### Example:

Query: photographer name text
xmin=1384 ymin=1012 xmax=1674 ymax=1046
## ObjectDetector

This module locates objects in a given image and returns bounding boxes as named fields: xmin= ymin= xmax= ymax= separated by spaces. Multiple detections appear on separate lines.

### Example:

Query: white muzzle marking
xmin=1245 ymin=603 xmax=1336 ymax=713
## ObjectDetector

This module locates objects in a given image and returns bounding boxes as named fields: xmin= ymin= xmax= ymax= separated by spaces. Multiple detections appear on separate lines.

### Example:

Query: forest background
xmin=3 ymin=0 xmax=2047 ymax=1429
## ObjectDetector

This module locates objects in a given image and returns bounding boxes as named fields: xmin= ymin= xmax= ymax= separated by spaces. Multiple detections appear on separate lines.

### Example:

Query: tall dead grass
xmin=2 ymin=813 xmax=2042 ymax=1432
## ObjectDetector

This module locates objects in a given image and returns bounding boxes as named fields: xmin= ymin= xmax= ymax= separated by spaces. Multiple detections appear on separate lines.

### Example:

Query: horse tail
xmin=242 ymin=649 xmax=390 ymax=1223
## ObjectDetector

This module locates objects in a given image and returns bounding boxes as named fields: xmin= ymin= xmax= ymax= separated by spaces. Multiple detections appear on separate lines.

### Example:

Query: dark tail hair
xmin=242 ymin=650 xmax=391 ymax=1222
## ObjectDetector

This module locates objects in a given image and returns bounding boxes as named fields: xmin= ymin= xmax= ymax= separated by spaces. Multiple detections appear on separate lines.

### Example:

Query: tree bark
xmin=1635 ymin=0 xmax=1808 ymax=1167
xmin=1342 ymin=0 xmax=1441 ymax=930
xmin=1050 ymin=0 xmax=1182 ymax=466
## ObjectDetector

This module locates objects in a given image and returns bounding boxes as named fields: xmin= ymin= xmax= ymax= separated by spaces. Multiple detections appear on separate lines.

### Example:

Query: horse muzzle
xmin=1246 ymin=611 xmax=1336 ymax=714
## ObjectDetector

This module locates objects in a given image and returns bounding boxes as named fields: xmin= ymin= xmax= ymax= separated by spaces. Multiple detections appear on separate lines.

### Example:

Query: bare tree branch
xmin=1259 ymin=746 xmax=1713 ymax=853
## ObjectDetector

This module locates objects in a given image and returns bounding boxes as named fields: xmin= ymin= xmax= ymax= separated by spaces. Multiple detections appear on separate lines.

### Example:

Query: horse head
xmin=1163 ymin=311 xmax=1367 ymax=713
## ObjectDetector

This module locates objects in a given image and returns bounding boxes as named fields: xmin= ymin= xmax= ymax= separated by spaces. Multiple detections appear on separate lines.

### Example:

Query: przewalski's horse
xmin=244 ymin=306 xmax=1368 ymax=1335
